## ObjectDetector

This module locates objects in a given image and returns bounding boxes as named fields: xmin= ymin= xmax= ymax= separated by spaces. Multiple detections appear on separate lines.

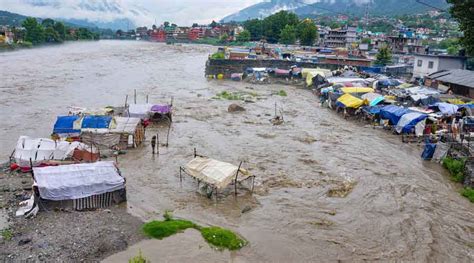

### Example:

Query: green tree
xmin=220 ymin=33 xmax=229 ymax=43
xmin=279 ymin=25 xmax=296 ymax=45
xmin=243 ymin=19 xmax=264 ymax=40
xmin=22 ymin=17 xmax=45 ymax=45
xmin=53 ymin=21 xmax=66 ymax=41
xmin=44 ymin=26 xmax=61 ymax=43
xmin=375 ymin=45 xmax=393 ymax=66
xmin=41 ymin=18 xmax=55 ymax=28
xmin=296 ymin=19 xmax=318 ymax=46
xmin=447 ymin=0 xmax=474 ymax=55
xmin=209 ymin=20 xmax=218 ymax=28
xmin=263 ymin=11 xmax=299 ymax=43
xmin=236 ymin=30 xmax=251 ymax=42
xmin=447 ymin=45 xmax=460 ymax=55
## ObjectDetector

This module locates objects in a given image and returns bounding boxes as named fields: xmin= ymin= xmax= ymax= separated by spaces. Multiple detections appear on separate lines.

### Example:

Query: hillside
xmin=221 ymin=0 xmax=450 ymax=22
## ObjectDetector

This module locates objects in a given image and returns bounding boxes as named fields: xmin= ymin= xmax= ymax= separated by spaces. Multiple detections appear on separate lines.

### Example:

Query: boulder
xmin=228 ymin=104 xmax=246 ymax=112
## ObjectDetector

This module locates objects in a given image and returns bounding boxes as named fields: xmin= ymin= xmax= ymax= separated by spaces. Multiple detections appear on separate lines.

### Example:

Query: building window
xmin=428 ymin=61 xmax=434 ymax=69
xmin=417 ymin=60 xmax=423 ymax=67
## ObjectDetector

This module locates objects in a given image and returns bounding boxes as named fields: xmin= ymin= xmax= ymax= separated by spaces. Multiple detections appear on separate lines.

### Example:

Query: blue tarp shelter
xmin=395 ymin=112 xmax=428 ymax=134
xmin=430 ymin=102 xmax=458 ymax=115
xmin=81 ymin=116 xmax=112 ymax=129
xmin=53 ymin=116 xmax=80 ymax=134
xmin=362 ymin=106 xmax=382 ymax=115
xmin=380 ymin=105 xmax=411 ymax=125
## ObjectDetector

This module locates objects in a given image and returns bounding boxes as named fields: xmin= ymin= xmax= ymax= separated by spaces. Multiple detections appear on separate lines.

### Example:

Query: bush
xmin=278 ymin=90 xmax=287 ymax=96
xmin=442 ymin=157 xmax=466 ymax=183
xmin=1 ymin=229 xmax=13 ymax=241
xmin=211 ymin=52 xmax=225 ymax=59
xmin=460 ymin=187 xmax=474 ymax=202
xmin=200 ymin=227 xmax=247 ymax=250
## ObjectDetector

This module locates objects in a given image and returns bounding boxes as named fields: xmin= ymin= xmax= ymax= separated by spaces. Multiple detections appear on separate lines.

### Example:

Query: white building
xmin=412 ymin=54 xmax=467 ymax=79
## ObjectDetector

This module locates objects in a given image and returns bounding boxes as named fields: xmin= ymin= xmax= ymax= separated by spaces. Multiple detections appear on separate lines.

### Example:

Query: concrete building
xmin=323 ymin=26 xmax=356 ymax=49
xmin=412 ymin=54 xmax=467 ymax=79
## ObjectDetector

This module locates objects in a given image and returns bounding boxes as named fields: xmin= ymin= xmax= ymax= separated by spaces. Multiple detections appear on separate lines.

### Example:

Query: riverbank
xmin=0 ymin=169 xmax=145 ymax=262
xmin=1 ymin=41 xmax=472 ymax=262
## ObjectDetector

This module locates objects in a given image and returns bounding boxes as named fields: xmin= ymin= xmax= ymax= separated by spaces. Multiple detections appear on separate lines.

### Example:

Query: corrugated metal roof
xmin=429 ymin=69 xmax=474 ymax=88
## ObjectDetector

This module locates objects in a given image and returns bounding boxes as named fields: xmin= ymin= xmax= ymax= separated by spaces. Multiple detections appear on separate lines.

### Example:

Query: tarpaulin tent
xmin=33 ymin=161 xmax=125 ymax=201
xmin=340 ymin=87 xmax=374 ymax=94
xmin=81 ymin=115 xmax=113 ymax=129
xmin=361 ymin=92 xmax=385 ymax=106
xmin=336 ymin=94 xmax=367 ymax=109
xmin=302 ymin=68 xmax=332 ymax=87
xmin=128 ymin=104 xmax=153 ymax=119
xmin=53 ymin=116 xmax=80 ymax=135
xmin=182 ymin=156 xmax=252 ymax=190
xmin=274 ymin=69 xmax=289 ymax=76
xmin=109 ymin=117 xmax=145 ymax=148
xmin=395 ymin=112 xmax=428 ymax=134
xmin=430 ymin=102 xmax=458 ymax=116
xmin=151 ymin=105 xmax=171 ymax=114
xmin=14 ymin=136 xmax=96 ymax=168
xmin=380 ymin=105 xmax=411 ymax=125
xmin=231 ymin=73 xmax=243 ymax=81
xmin=362 ymin=105 xmax=382 ymax=115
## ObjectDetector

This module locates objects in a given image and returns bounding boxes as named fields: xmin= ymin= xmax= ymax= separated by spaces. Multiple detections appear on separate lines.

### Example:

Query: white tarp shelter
xmin=33 ymin=161 xmax=125 ymax=201
xmin=14 ymin=136 xmax=93 ymax=167
xmin=128 ymin=104 xmax=153 ymax=119
xmin=184 ymin=157 xmax=251 ymax=189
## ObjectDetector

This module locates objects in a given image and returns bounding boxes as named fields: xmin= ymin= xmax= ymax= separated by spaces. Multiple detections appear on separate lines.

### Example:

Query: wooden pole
xmin=194 ymin=148 xmax=197 ymax=158
xmin=146 ymin=95 xmax=149 ymax=104
xmin=158 ymin=132 xmax=161 ymax=154
xmin=170 ymin=97 xmax=174 ymax=106
xmin=166 ymin=121 xmax=171 ymax=147
xmin=274 ymin=102 xmax=277 ymax=117
xmin=29 ymin=158 xmax=34 ymax=180
xmin=124 ymin=95 xmax=128 ymax=108
xmin=234 ymin=161 xmax=242 ymax=196
xmin=179 ymin=167 xmax=182 ymax=182
xmin=134 ymin=89 xmax=137 ymax=104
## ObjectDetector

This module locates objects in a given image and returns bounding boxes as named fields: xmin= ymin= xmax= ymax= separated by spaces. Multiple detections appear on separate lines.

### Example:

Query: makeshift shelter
xmin=231 ymin=73 xmax=244 ymax=81
xmin=180 ymin=154 xmax=255 ymax=198
xmin=380 ymin=105 xmax=411 ymax=125
xmin=395 ymin=112 xmax=428 ymax=134
xmin=109 ymin=117 xmax=145 ymax=148
xmin=13 ymin=136 xmax=98 ymax=171
xmin=340 ymin=87 xmax=375 ymax=94
xmin=430 ymin=102 xmax=458 ymax=116
xmin=302 ymin=68 xmax=332 ymax=87
xmin=128 ymin=104 xmax=153 ymax=119
xmin=53 ymin=116 xmax=81 ymax=137
xmin=274 ymin=68 xmax=290 ymax=77
xmin=361 ymin=93 xmax=385 ymax=106
xmin=33 ymin=161 xmax=126 ymax=210
xmin=150 ymin=104 xmax=173 ymax=122
xmin=336 ymin=94 xmax=366 ymax=109
xmin=81 ymin=115 xmax=113 ymax=129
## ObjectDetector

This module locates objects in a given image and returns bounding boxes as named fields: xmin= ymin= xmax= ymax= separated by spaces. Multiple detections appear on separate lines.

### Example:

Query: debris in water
xmin=228 ymin=103 xmax=246 ymax=112
xmin=327 ymin=179 xmax=356 ymax=198
xmin=309 ymin=218 xmax=334 ymax=227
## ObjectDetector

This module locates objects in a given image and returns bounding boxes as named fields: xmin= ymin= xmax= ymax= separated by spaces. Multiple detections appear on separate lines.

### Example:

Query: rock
xmin=241 ymin=206 xmax=252 ymax=214
xmin=228 ymin=104 xmax=246 ymax=112
xmin=18 ymin=238 xmax=32 ymax=246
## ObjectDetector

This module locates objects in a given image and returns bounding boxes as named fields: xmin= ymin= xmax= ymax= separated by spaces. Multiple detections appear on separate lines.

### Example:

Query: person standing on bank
xmin=151 ymin=135 xmax=157 ymax=154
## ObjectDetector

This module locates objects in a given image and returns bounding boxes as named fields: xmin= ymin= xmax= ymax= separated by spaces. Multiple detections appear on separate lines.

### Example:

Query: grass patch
xmin=129 ymin=249 xmax=149 ymax=263
xmin=442 ymin=157 xmax=466 ymax=183
xmin=200 ymin=227 xmax=247 ymax=250
xmin=277 ymin=90 xmax=287 ymax=96
xmin=1 ymin=229 xmax=13 ymax=241
xmin=215 ymin=91 xmax=242 ymax=100
xmin=142 ymin=212 xmax=247 ymax=250
xmin=142 ymin=218 xmax=196 ymax=239
xmin=460 ymin=187 xmax=474 ymax=203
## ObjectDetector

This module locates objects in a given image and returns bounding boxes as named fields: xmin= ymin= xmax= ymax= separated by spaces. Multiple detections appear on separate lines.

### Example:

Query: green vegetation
xmin=243 ymin=11 xmax=317 ymax=45
xmin=374 ymin=45 xmax=392 ymax=66
xmin=1 ymin=229 xmax=13 ymax=241
xmin=442 ymin=157 xmax=466 ymax=183
xmin=200 ymin=227 xmax=247 ymax=250
xmin=460 ymin=187 xmax=474 ymax=203
xmin=447 ymin=0 xmax=473 ymax=55
xmin=236 ymin=30 xmax=251 ymax=42
xmin=142 ymin=218 xmax=196 ymax=239
xmin=142 ymin=212 xmax=247 ymax=250
xmin=210 ymin=52 xmax=225 ymax=59
xmin=20 ymin=17 xmax=99 ymax=47
xmin=129 ymin=250 xmax=149 ymax=263
xmin=279 ymin=25 xmax=296 ymax=45
xmin=296 ymin=19 xmax=318 ymax=46
xmin=214 ymin=91 xmax=243 ymax=100
xmin=277 ymin=90 xmax=287 ymax=96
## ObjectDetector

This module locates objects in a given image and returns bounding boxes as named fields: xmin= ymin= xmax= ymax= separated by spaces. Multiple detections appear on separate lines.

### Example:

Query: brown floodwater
xmin=1 ymin=41 xmax=473 ymax=262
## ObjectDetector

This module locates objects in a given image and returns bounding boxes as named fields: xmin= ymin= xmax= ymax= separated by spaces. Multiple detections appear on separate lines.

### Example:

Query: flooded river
xmin=1 ymin=41 xmax=473 ymax=261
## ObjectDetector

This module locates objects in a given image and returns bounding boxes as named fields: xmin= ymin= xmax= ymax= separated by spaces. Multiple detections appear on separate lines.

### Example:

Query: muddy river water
xmin=1 ymin=41 xmax=473 ymax=262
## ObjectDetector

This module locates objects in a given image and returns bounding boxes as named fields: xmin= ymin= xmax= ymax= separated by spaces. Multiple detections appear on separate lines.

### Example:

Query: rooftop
xmin=428 ymin=69 xmax=474 ymax=88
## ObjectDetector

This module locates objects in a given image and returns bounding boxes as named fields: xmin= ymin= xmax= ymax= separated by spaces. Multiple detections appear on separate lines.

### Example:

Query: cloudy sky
xmin=0 ymin=0 xmax=264 ymax=26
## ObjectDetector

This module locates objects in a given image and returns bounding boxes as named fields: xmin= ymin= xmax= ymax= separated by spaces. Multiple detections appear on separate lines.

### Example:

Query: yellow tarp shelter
xmin=340 ymin=87 xmax=374 ymax=94
xmin=336 ymin=93 xmax=367 ymax=109
xmin=302 ymin=68 xmax=332 ymax=87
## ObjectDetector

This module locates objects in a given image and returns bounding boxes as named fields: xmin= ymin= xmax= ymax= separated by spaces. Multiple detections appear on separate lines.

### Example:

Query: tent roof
xmin=428 ymin=69 xmax=474 ymax=88
xmin=53 ymin=116 xmax=80 ymax=135
xmin=33 ymin=161 xmax=125 ymax=201
xmin=81 ymin=115 xmax=112 ymax=129
xmin=184 ymin=157 xmax=251 ymax=189
xmin=336 ymin=93 xmax=366 ymax=109
xmin=110 ymin=117 xmax=141 ymax=134
xmin=340 ymin=87 xmax=374 ymax=94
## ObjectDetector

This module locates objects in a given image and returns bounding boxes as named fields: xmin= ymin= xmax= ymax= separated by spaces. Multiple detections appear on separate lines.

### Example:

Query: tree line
xmin=243 ymin=11 xmax=318 ymax=46
xmin=21 ymin=17 xmax=99 ymax=46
